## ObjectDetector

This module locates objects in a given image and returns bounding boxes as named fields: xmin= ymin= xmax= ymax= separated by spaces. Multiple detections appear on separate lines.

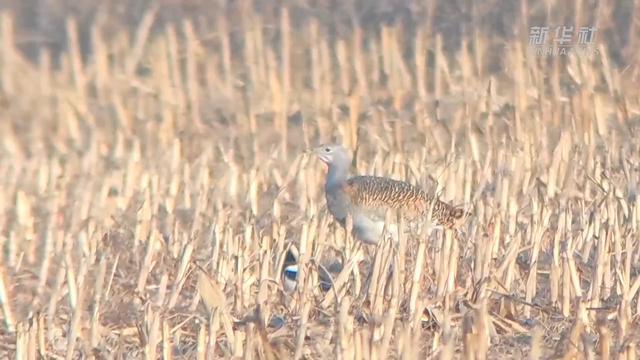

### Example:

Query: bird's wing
xmin=343 ymin=176 xmax=468 ymax=228
xmin=342 ymin=176 xmax=428 ymax=221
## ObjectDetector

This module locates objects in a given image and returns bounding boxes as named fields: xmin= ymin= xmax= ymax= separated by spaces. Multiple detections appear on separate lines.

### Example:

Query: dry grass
xmin=1 ymin=0 xmax=640 ymax=358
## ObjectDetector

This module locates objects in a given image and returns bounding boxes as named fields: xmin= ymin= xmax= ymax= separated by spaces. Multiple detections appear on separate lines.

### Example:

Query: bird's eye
xmin=324 ymin=148 xmax=331 ymax=153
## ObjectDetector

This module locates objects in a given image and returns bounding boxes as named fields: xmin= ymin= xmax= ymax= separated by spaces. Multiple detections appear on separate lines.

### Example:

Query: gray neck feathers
xmin=325 ymin=155 xmax=350 ymax=191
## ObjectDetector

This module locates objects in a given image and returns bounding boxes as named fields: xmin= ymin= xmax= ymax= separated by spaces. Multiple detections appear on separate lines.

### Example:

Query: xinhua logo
xmin=528 ymin=26 xmax=599 ymax=57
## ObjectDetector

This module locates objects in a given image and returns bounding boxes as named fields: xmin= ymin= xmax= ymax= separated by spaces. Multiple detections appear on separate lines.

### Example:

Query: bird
xmin=309 ymin=144 xmax=468 ymax=245
xmin=281 ymin=248 xmax=299 ymax=294
xmin=281 ymin=246 xmax=343 ymax=293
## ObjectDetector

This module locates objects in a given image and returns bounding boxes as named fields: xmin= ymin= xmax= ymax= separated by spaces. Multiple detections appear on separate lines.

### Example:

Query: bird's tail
xmin=448 ymin=206 xmax=472 ymax=228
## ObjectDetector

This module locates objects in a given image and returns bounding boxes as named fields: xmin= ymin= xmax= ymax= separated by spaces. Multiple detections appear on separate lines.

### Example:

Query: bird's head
xmin=309 ymin=144 xmax=350 ymax=166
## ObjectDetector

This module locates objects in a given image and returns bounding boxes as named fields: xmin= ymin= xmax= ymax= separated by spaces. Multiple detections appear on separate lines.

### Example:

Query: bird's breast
xmin=326 ymin=191 xmax=348 ymax=221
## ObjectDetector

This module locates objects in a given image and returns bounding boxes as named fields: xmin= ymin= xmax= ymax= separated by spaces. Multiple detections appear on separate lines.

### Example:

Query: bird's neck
xmin=325 ymin=163 xmax=349 ymax=190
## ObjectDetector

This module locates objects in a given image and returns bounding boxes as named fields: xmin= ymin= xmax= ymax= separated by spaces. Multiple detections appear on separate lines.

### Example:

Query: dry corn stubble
xmin=1 ymin=0 xmax=640 ymax=358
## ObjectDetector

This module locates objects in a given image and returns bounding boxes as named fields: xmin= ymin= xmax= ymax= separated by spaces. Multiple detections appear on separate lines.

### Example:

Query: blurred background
xmin=2 ymin=0 xmax=638 ymax=64
xmin=1 ymin=0 xmax=640 ymax=358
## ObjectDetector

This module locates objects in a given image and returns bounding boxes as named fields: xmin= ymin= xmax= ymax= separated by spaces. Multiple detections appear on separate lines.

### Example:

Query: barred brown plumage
xmin=310 ymin=143 xmax=469 ymax=244
xmin=345 ymin=176 xmax=467 ymax=228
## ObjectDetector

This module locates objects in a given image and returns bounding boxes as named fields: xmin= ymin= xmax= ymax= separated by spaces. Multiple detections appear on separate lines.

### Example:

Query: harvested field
xmin=1 ymin=0 xmax=640 ymax=358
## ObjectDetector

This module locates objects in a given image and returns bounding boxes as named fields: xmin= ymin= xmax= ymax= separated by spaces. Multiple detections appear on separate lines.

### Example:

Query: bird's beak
xmin=305 ymin=146 xmax=331 ymax=166
xmin=305 ymin=146 xmax=323 ymax=157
